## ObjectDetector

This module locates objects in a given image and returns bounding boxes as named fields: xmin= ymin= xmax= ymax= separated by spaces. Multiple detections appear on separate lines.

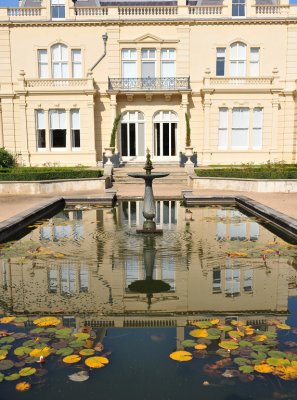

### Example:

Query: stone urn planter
xmin=104 ymin=147 xmax=115 ymax=165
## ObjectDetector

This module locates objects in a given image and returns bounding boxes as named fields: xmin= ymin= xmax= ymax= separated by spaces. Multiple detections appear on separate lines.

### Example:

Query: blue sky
xmin=1 ymin=0 xmax=297 ymax=5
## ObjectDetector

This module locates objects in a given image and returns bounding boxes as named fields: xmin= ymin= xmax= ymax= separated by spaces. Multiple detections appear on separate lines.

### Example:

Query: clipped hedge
xmin=195 ymin=169 xmax=297 ymax=179
xmin=0 ymin=169 xmax=102 ymax=181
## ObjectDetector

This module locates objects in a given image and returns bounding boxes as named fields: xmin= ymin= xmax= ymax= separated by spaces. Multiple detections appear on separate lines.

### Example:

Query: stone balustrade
xmin=0 ymin=3 xmax=296 ymax=22
xmin=208 ymin=77 xmax=274 ymax=86
xmin=25 ymin=78 xmax=90 ymax=88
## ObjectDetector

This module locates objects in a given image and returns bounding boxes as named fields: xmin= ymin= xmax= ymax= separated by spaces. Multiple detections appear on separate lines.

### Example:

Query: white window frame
xmin=230 ymin=42 xmax=246 ymax=77
xmin=51 ymin=0 xmax=65 ymax=20
xmin=141 ymin=48 xmax=156 ymax=79
xmin=218 ymin=108 xmax=228 ymax=150
xmin=51 ymin=43 xmax=68 ymax=79
xmin=252 ymin=107 xmax=263 ymax=150
xmin=38 ymin=49 xmax=48 ymax=79
xmin=161 ymin=49 xmax=176 ymax=78
xmin=71 ymin=49 xmax=82 ymax=78
xmin=216 ymin=47 xmax=226 ymax=77
xmin=36 ymin=109 xmax=46 ymax=150
xmin=250 ymin=47 xmax=260 ymax=77
xmin=70 ymin=109 xmax=80 ymax=150
xmin=231 ymin=107 xmax=249 ymax=150
xmin=49 ymin=109 xmax=67 ymax=150
xmin=232 ymin=0 xmax=246 ymax=18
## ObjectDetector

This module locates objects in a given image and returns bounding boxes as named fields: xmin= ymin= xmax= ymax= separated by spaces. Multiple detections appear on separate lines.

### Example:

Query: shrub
xmin=0 ymin=148 xmax=16 ymax=168
xmin=195 ymin=168 xmax=297 ymax=179
xmin=0 ymin=169 xmax=102 ymax=181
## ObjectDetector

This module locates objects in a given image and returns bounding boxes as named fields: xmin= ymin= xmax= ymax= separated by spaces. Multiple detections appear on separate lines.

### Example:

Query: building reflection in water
xmin=0 ymin=201 xmax=296 ymax=333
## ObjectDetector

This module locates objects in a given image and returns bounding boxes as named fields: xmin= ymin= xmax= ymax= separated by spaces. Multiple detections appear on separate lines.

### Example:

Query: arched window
xmin=153 ymin=111 xmax=178 ymax=158
xmin=121 ymin=111 xmax=145 ymax=159
xmin=51 ymin=44 xmax=68 ymax=78
xmin=230 ymin=42 xmax=246 ymax=77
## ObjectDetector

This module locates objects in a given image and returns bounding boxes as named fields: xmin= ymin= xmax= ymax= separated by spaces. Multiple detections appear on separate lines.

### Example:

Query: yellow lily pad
xmin=63 ymin=355 xmax=81 ymax=364
xmin=85 ymin=356 xmax=109 ymax=368
xmin=210 ymin=319 xmax=220 ymax=325
xmin=194 ymin=344 xmax=207 ymax=350
xmin=277 ymin=324 xmax=291 ymax=330
xmin=30 ymin=347 xmax=51 ymax=358
xmin=0 ymin=316 xmax=16 ymax=324
xmin=16 ymin=381 xmax=31 ymax=392
xmin=254 ymin=364 xmax=274 ymax=373
xmin=33 ymin=317 xmax=61 ymax=327
xmin=189 ymin=329 xmax=208 ymax=338
xmin=79 ymin=349 xmax=95 ymax=356
xmin=169 ymin=351 xmax=193 ymax=362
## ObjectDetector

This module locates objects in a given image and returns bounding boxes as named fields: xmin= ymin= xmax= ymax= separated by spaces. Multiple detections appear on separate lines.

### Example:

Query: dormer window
xmin=232 ymin=0 xmax=246 ymax=18
xmin=51 ymin=0 xmax=65 ymax=20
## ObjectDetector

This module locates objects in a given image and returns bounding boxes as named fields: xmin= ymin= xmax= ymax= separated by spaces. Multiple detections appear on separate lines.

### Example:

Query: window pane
xmin=73 ymin=63 xmax=82 ymax=78
xmin=161 ymin=61 xmax=175 ymax=78
xmin=71 ymin=109 xmax=80 ymax=129
xmin=142 ymin=62 xmax=155 ymax=78
xmin=36 ymin=110 xmax=45 ymax=129
xmin=250 ymin=48 xmax=259 ymax=62
xmin=38 ymin=130 xmax=46 ymax=148
xmin=61 ymin=63 xmax=68 ymax=78
xmin=50 ymin=110 xmax=59 ymax=129
xmin=138 ymin=123 xmax=145 ymax=157
xmin=52 ymin=130 xmax=66 ymax=147
xmin=72 ymin=49 xmax=81 ymax=62
xmin=123 ymin=62 xmax=137 ymax=79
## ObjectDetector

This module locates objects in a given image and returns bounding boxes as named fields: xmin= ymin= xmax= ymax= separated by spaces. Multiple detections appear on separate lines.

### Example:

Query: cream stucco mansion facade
xmin=0 ymin=0 xmax=296 ymax=166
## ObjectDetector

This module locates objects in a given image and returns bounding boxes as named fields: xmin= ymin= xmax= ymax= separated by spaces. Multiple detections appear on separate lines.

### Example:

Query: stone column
xmin=0 ymin=105 xmax=4 ymax=148
xmin=271 ymin=68 xmax=280 ymax=153
xmin=44 ymin=109 xmax=50 ymax=151
xmin=18 ymin=71 xmax=30 ymax=165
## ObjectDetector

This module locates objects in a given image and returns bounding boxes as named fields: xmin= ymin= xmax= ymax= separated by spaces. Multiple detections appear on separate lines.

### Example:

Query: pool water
xmin=0 ymin=201 xmax=296 ymax=400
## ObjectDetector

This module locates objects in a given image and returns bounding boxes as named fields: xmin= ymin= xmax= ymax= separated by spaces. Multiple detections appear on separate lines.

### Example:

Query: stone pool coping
xmin=183 ymin=192 xmax=297 ymax=242
xmin=0 ymin=192 xmax=116 ymax=242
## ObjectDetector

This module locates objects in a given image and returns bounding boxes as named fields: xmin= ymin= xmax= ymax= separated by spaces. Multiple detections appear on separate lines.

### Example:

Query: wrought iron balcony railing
xmin=108 ymin=77 xmax=190 ymax=91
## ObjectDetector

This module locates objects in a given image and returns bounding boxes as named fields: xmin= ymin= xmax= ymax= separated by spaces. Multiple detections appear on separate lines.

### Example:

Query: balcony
xmin=202 ymin=74 xmax=279 ymax=94
xmin=108 ymin=77 xmax=190 ymax=92
xmin=15 ymin=72 xmax=95 ymax=95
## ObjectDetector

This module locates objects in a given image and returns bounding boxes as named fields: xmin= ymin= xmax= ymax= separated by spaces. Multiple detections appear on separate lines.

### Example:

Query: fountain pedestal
xmin=128 ymin=151 xmax=169 ymax=234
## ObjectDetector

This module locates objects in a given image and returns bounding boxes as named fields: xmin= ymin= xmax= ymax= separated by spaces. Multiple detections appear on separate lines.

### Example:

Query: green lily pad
xmin=14 ymin=347 xmax=32 ymax=356
xmin=56 ymin=347 xmax=74 ymax=357
xmin=251 ymin=351 xmax=266 ymax=360
xmin=45 ymin=327 xmax=57 ymax=333
xmin=268 ymin=350 xmax=287 ymax=359
xmin=234 ymin=357 xmax=251 ymax=366
xmin=207 ymin=328 xmax=220 ymax=336
xmin=0 ymin=372 xmax=4 ymax=382
xmin=252 ymin=345 xmax=268 ymax=352
xmin=239 ymin=341 xmax=253 ymax=348
xmin=194 ymin=321 xmax=212 ymax=329
xmin=0 ymin=360 xmax=14 ymax=371
xmin=72 ymin=333 xmax=90 ymax=340
xmin=206 ymin=334 xmax=221 ymax=340
xmin=12 ymin=333 xmax=27 ymax=340
xmin=0 ymin=345 xmax=12 ymax=351
xmin=0 ymin=337 xmax=15 ymax=344
xmin=181 ymin=340 xmax=197 ymax=348
xmin=55 ymin=328 xmax=73 ymax=337
xmin=14 ymin=317 xmax=28 ymax=323
xmin=5 ymin=373 xmax=20 ymax=381
xmin=69 ymin=340 xmax=85 ymax=348
xmin=24 ymin=356 xmax=37 ymax=364
xmin=239 ymin=365 xmax=254 ymax=374
xmin=22 ymin=340 xmax=36 ymax=347
xmin=216 ymin=349 xmax=232 ymax=358
xmin=30 ymin=327 xmax=44 ymax=334
xmin=19 ymin=367 xmax=36 ymax=376
xmin=267 ymin=357 xmax=291 ymax=367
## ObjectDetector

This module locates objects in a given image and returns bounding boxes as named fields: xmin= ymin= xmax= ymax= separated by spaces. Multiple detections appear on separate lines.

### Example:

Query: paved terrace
xmin=0 ymin=185 xmax=297 ymax=222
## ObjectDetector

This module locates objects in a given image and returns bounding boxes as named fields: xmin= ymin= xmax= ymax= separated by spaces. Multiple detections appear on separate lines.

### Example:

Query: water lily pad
xmin=16 ymin=381 xmax=31 ymax=391
xmin=218 ymin=341 xmax=239 ymax=350
xmin=14 ymin=347 xmax=32 ymax=356
xmin=277 ymin=324 xmax=291 ymax=330
xmin=216 ymin=349 xmax=231 ymax=358
xmin=251 ymin=351 xmax=266 ymax=360
xmin=254 ymin=364 xmax=274 ymax=373
xmin=268 ymin=350 xmax=287 ymax=359
xmin=30 ymin=328 xmax=44 ymax=335
xmin=63 ymin=355 xmax=81 ymax=364
xmin=208 ymin=328 xmax=221 ymax=336
xmin=12 ymin=333 xmax=27 ymax=340
xmin=85 ymin=356 xmax=109 ymax=368
xmin=0 ymin=350 xmax=8 ymax=360
xmin=33 ymin=317 xmax=61 ymax=327
xmin=254 ymin=335 xmax=267 ymax=342
xmin=56 ymin=347 xmax=74 ymax=357
xmin=14 ymin=317 xmax=28 ymax=323
xmin=218 ymin=325 xmax=233 ymax=332
xmin=234 ymin=357 xmax=251 ymax=366
xmin=0 ymin=336 xmax=15 ymax=344
xmin=239 ymin=341 xmax=253 ymax=348
xmin=30 ymin=347 xmax=51 ymax=358
xmin=0 ymin=360 xmax=14 ymax=371
xmin=181 ymin=340 xmax=196 ymax=348
xmin=239 ymin=365 xmax=254 ymax=374
xmin=222 ymin=369 xmax=240 ymax=378
xmin=55 ymin=328 xmax=73 ymax=338
xmin=1 ymin=345 xmax=12 ymax=351
xmin=22 ymin=339 xmax=36 ymax=347
xmin=0 ymin=372 xmax=4 ymax=382
xmin=24 ymin=356 xmax=37 ymax=364
xmin=252 ymin=345 xmax=268 ymax=352
xmin=79 ymin=349 xmax=95 ymax=356
xmin=0 ymin=316 xmax=16 ymax=324
xmin=19 ymin=367 xmax=36 ymax=376
xmin=206 ymin=334 xmax=221 ymax=340
xmin=189 ymin=329 xmax=208 ymax=338
xmin=194 ymin=344 xmax=207 ymax=350
xmin=210 ymin=319 xmax=220 ymax=325
xmin=5 ymin=373 xmax=20 ymax=381
xmin=267 ymin=357 xmax=290 ymax=367
xmin=69 ymin=340 xmax=85 ymax=348
xmin=68 ymin=370 xmax=89 ymax=382
xmin=73 ymin=333 xmax=90 ymax=340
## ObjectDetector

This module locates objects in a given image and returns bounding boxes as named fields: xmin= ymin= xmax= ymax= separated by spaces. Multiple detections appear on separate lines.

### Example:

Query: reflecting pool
xmin=0 ymin=201 xmax=296 ymax=400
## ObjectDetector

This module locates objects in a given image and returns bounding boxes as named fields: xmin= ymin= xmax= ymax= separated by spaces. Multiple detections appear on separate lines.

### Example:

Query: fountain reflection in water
xmin=128 ymin=149 xmax=169 ymax=233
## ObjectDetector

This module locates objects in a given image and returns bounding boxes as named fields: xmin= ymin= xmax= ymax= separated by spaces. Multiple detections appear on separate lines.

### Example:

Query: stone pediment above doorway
xmin=118 ymin=34 xmax=179 ymax=45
